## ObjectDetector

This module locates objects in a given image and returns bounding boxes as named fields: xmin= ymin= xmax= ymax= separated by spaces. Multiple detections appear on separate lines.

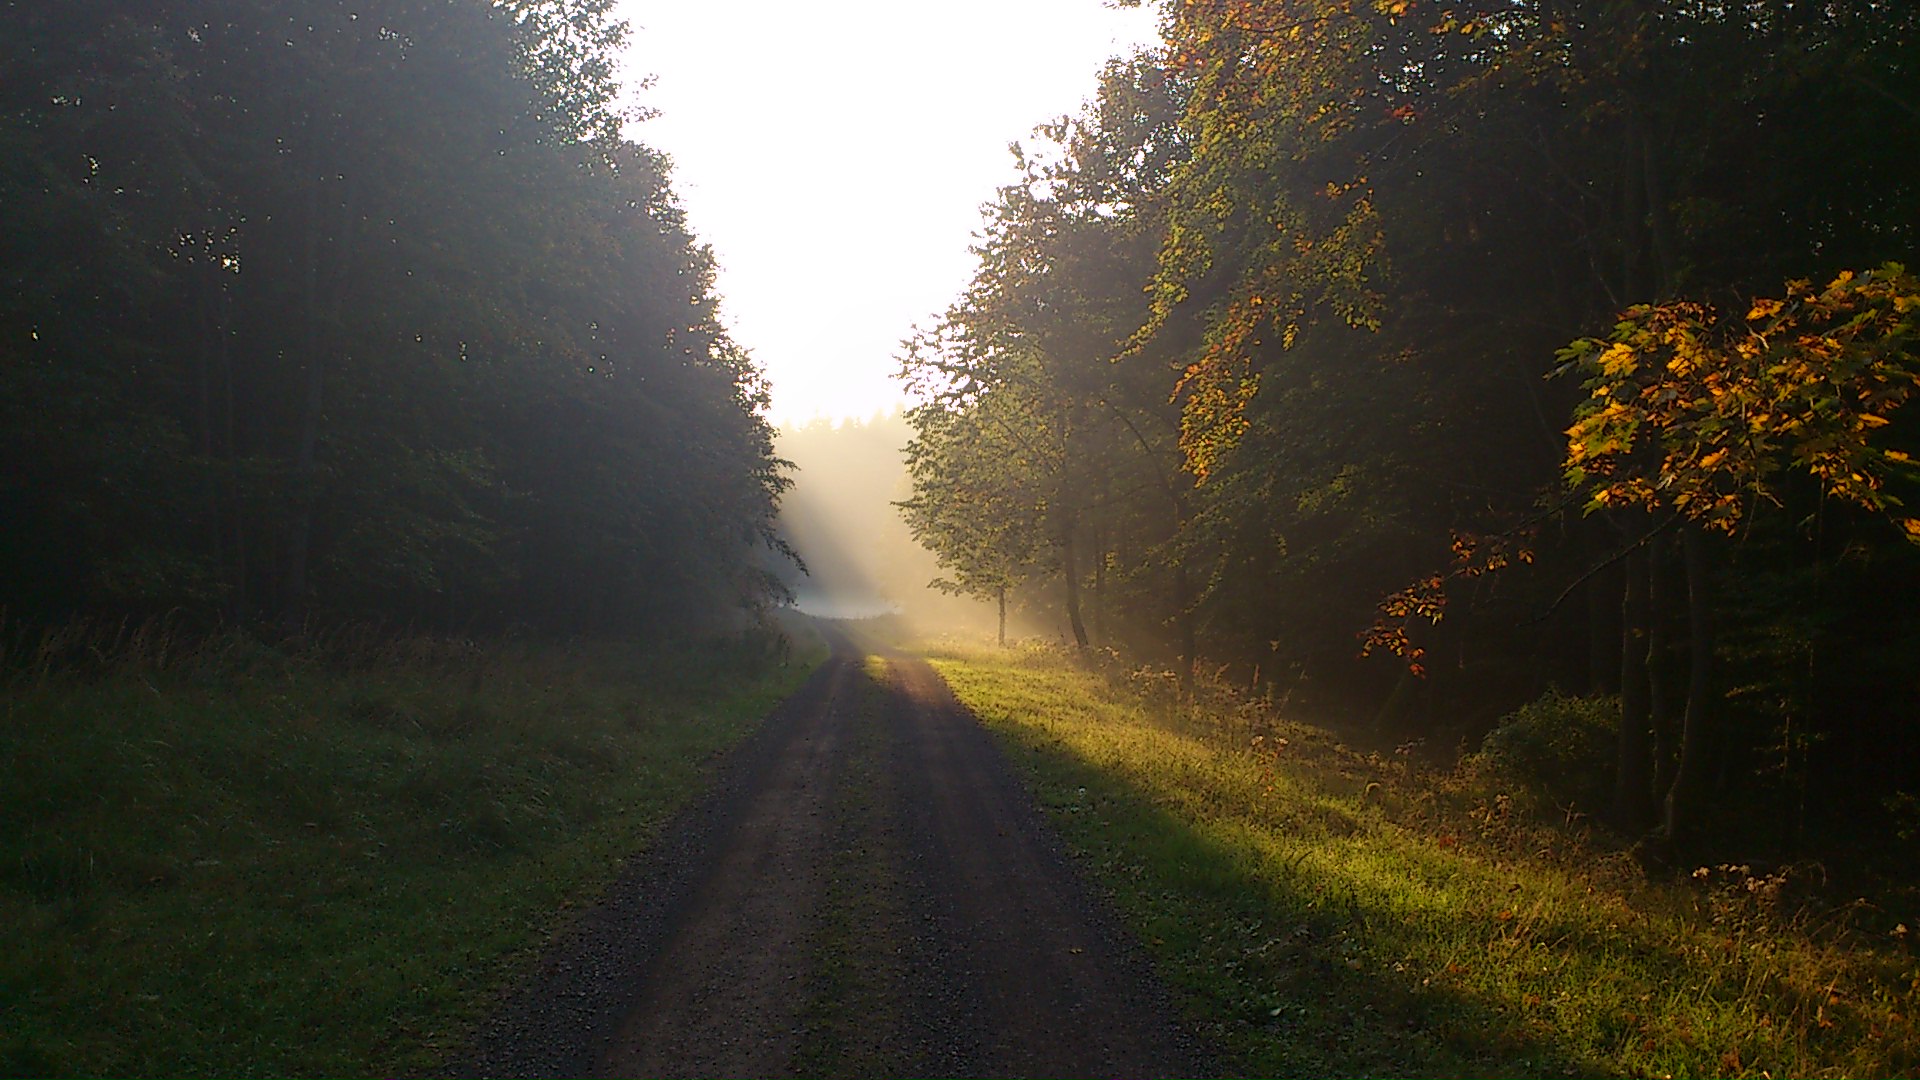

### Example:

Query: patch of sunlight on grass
xmin=922 ymin=639 xmax=1920 ymax=1080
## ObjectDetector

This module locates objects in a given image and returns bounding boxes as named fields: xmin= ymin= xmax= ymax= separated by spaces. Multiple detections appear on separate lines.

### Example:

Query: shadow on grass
xmin=935 ymin=643 xmax=1920 ymax=1077
xmin=982 ymin=674 xmax=1917 ymax=1077
xmin=1017 ymin=743 xmax=1620 ymax=1078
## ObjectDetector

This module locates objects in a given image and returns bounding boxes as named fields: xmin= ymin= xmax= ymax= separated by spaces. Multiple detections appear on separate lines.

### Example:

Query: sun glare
xmin=614 ymin=0 xmax=1165 ymax=424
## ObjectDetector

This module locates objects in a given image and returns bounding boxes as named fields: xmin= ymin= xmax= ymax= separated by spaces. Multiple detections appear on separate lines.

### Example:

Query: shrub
xmin=1462 ymin=689 xmax=1616 ymax=818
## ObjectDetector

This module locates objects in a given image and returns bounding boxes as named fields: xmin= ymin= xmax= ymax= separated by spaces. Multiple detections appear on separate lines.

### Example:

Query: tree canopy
xmin=900 ymin=0 xmax=1920 ymax=849
xmin=0 ymin=0 xmax=790 ymax=637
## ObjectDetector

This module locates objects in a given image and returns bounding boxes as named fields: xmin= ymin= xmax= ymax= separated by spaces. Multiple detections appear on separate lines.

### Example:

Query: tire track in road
xmin=593 ymin=653 xmax=850 ymax=1078
xmin=462 ymin=626 xmax=1210 ymax=1078
xmin=878 ymin=651 xmax=1207 ymax=1078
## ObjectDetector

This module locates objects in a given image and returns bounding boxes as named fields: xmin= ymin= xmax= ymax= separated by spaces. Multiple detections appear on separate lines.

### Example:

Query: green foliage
xmin=0 ymin=0 xmax=789 ymax=635
xmin=899 ymin=56 xmax=1199 ymax=655
xmin=0 ymin=625 xmax=823 ymax=1075
xmin=1463 ymin=691 xmax=1617 ymax=819
xmin=898 ymin=396 xmax=1047 ymax=604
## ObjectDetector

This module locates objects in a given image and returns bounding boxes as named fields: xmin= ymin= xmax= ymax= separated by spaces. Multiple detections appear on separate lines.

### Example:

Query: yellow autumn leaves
xmin=1561 ymin=264 xmax=1920 ymax=538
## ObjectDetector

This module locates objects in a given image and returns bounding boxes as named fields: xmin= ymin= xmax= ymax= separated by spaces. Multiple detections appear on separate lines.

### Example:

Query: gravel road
xmin=457 ymin=624 xmax=1212 ymax=1078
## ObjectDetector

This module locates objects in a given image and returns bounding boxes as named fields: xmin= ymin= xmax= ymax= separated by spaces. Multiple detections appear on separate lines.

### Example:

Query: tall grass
xmin=924 ymin=639 xmax=1919 ymax=1078
xmin=0 ymin=618 xmax=824 ymax=1076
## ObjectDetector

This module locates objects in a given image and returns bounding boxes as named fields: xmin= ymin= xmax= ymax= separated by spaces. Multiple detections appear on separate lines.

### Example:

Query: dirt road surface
xmin=459 ymin=626 xmax=1211 ymax=1078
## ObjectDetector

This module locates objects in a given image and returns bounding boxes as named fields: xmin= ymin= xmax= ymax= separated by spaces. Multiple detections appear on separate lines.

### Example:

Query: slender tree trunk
xmin=1662 ymin=528 xmax=1715 ymax=845
xmin=1586 ymin=514 xmax=1618 ymax=694
xmin=221 ymin=279 xmax=247 ymax=619
xmin=1587 ymin=567 xmax=1615 ymax=695
xmin=195 ymin=274 xmax=227 ymax=610
xmin=996 ymin=584 xmax=1006 ymax=647
xmin=1061 ymin=513 xmax=1088 ymax=652
xmin=1639 ymin=101 xmax=1677 ymax=299
xmin=1618 ymin=109 xmax=1646 ymax=304
xmin=1092 ymin=529 xmax=1106 ymax=646
xmin=1174 ymin=561 xmax=1195 ymax=699
xmin=1171 ymin=496 xmax=1196 ymax=699
xmin=1614 ymin=543 xmax=1653 ymax=830
xmin=1648 ymin=536 xmax=1679 ymax=803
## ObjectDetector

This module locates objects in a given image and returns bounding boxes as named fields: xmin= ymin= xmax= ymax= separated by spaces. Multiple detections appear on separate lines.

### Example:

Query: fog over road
xmin=461 ymin=623 xmax=1210 ymax=1077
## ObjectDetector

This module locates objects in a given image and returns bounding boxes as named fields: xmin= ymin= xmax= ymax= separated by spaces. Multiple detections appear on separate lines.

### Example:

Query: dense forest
xmin=7 ymin=2 xmax=1920 ymax=1072
xmin=900 ymin=0 xmax=1920 ymax=853
xmin=0 ymin=0 xmax=789 ymax=639
xmin=10 ymin=0 xmax=1920 ymax=858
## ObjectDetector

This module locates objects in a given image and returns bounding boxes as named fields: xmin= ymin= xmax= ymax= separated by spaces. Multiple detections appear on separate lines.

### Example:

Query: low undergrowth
xmin=924 ymin=638 xmax=1919 ymax=1079
xmin=0 ymin=618 xmax=826 ymax=1076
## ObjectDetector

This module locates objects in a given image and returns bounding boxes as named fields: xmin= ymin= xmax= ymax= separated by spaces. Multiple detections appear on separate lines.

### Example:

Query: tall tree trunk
xmin=1614 ymin=543 xmax=1653 ymax=830
xmin=1174 ymin=560 xmax=1195 ymax=699
xmin=195 ymin=273 xmax=228 ymax=615
xmin=1618 ymin=108 xmax=1647 ymax=304
xmin=1587 ymin=565 xmax=1616 ymax=695
xmin=1586 ymin=517 xmax=1619 ymax=694
xmin=221 ymin=278 xmax=247 ymax=619
xmin=1648 ymin=536 xmax=1679 ymax=804
xmin=1638 ymin=99 xmax=1677 ymax=299
xmin=1662 ymin=527 xmax=1715 ymax=845
xmin=996 ymin=584 xmax=1007 ymax=648
xmin=1061 ymin=513 xmax=1088 ymax=652
xmin=1092 ymin=529 xmax=1107 ymax=646
xmin=1172 ymin=496 xmax=1196 ymax=699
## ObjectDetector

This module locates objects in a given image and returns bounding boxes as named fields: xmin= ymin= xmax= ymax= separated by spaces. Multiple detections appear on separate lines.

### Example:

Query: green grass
xmin=0 ymin=622 xmax=826 ymax=1076
xmin=923 ymin=638 xmax=1920 ymax=1079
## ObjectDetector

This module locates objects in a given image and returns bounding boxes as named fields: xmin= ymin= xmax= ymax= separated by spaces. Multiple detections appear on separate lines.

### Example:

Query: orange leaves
xmin=1561 ymin=264 xmax=1920 ymax=538
xmin=1361 ymin=572 xmax=1442 ymax=674
xmin=1175 ymin=354 xmax=1259 ymax=480
xmin=1450 ymin=531 xmax=1534 ymax=576
xmin=1363 ymin=529 xmax=1536 ymax=675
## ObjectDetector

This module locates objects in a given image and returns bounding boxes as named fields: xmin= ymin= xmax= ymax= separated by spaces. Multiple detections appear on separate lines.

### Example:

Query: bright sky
xmin=613 ymin=0 xmax=1165 ymax=425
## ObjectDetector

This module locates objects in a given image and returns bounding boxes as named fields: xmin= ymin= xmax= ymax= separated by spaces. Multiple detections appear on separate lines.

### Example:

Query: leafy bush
xmin=1462 ymin=690 xmax=1616 ymax=817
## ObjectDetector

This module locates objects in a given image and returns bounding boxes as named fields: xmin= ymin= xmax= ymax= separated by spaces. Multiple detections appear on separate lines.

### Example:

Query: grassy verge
xmin=924 ymin=638 xmax=1918 ymax=1079
xmin=0 ymin=621 xmax=827 ymax=1076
